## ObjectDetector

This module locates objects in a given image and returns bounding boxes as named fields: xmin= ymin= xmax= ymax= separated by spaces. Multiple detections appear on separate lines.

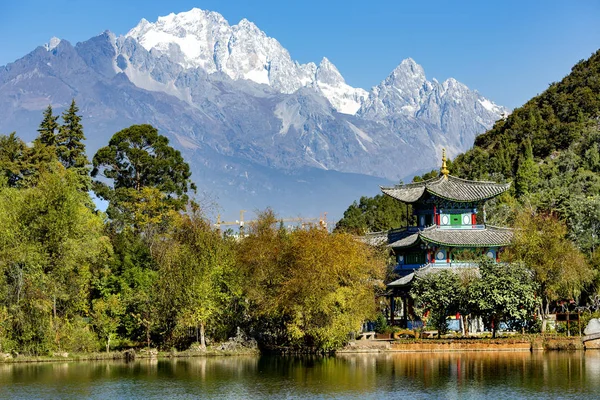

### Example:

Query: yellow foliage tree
xmin=238 ymin=209 xmax=385 ymax=350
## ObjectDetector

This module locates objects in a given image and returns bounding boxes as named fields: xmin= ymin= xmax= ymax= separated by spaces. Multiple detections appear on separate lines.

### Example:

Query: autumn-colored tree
xmin=238 ymin=209 xmax=385 ymax=350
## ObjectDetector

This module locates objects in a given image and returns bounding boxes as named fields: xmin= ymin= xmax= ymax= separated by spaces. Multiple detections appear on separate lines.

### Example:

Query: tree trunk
xmin=491 ymin=317 xmax=496 ymax=338
xmin=200 ymin=322 xmax=206 ymax=349
xmin=106 ymin=334 xmax=111 ymax=353
xmin=541 ymin=300 xmax=550 ymax=333
xmin=462 ymin=315 xmax=470 ymax=337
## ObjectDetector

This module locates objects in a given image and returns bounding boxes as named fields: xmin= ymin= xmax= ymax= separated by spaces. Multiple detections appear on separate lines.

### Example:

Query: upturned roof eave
xmin=419 ymin=236 xmax=512 ymax=248
xmin=380 ymin=175 xmax=512 ymax=203
xmin=388 ymin=225 xmax=514 ymax=248
xmin=425 ymin=188 xmax=507 ymax=203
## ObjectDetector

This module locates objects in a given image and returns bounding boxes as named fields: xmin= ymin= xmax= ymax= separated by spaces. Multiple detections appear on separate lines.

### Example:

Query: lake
xmin=1 ymin=351 xmax=599 ymax=399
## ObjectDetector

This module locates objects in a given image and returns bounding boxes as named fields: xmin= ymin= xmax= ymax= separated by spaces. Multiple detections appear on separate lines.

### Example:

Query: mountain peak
xmin=319 ymin=57 xmax=333 ymax=67
xmin=316 ymin=57 xmax=344 ymax=85
xmin=237 ymin=18 xmax=259 ymax=31
xmin=390 ymin=58 xmax=426 ymax=80
xmin=123 ymin=8 xmax=369 ymax=114
xmin=44 ymin=37 xmax=61 ymax=51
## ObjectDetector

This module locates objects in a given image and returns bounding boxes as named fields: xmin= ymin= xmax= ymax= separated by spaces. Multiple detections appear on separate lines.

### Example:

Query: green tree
xmin=568 ymin=196 xmax=600 ymax=257
xmin=36 ymin=105 xmax=59 ymax=148
xmin=154 ymin=212 xmax=240 ymax=348
xmin=515 ymin=139 xmax=539 ymax=198
xmin=0 ymin=133 xmax=30 ymax=187
xmin=105 ymin=230 xmax=158 ymax=349
xmin=0 ymin=166 xmax=110 ymax=354
xmin=0 ymin=132 xmax=57 ymax=188
xmin=335 ymin=194 xmax=412 ymax=234
xmin=91 ymin=294 xmax=124 ymax=352
xmin=56 ymin=99 xmax=90 ymax=188
xmin=468 ymin=259 xmax=538 ymax=338
xmin=91 ymin=124 xmax=196 ymax=227
xmin=507 ymin=209 xmax=593 ymax=331
xmin=411 ymin=270 xmax=460 ymax=337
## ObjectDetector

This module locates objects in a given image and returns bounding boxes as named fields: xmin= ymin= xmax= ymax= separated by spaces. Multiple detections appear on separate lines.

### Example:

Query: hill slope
xmin=448 ymin=49 xmax=600 ymax=255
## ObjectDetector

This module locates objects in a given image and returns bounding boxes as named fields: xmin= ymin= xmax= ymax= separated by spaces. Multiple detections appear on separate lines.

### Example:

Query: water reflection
xmin=0 ymin=352 xmax=599 ymax=399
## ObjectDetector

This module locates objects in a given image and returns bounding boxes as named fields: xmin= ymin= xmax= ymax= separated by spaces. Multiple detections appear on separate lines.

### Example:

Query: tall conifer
xmin=36 ymin=105 xmax=59 ymax=147
xmin=57 ymin=99 xmax=91 ymax=189
xmin=515 ymin=138 xmax=538 ymax=198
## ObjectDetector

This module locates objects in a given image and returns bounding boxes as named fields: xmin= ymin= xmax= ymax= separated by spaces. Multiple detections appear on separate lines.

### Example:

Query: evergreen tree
xmin=0 ymin=132 xmax=55 ymax=188
xmin=92 ymin=124 xmax=196 ymax=226
xmin=57 ymin=99 xmax=90 ymax=188
xmin=36 ymin=105 xmax=59 ymax=148
xmin=515 ymin=139 xmax=539 ymax=198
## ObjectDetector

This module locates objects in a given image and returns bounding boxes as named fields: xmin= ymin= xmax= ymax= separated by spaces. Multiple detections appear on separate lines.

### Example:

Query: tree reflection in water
xmin=0 ymin=352 xmax=599 ymax=399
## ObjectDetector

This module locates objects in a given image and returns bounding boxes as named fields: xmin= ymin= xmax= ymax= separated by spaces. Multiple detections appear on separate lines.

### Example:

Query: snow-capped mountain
xmin=125 ymin=8 xmax=367 ymax=114
xmin=358 ymin=58 xmax=508 ymax=153
xmin=0 ymin=8 xmax=509 ymax=220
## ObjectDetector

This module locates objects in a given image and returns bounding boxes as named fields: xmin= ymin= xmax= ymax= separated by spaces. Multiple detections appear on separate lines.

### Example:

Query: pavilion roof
xmin=419 ymin=225 xmax=513 ymax=247
xmin=387 ymin=225 xmax=513 ymax=249
xmin=381 ymin=175 xmax=510 ymax=203
xmin=387 ymin=264 xmax=480 ymax=288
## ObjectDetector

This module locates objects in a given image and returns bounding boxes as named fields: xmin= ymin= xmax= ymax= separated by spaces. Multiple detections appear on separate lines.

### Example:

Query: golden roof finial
xmin=441 ymin=148 xmax=449 ymax=178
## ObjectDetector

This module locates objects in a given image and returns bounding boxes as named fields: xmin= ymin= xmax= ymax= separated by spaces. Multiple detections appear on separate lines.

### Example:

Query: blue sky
xmin=1 ymin=0 xmax=599 ymax=108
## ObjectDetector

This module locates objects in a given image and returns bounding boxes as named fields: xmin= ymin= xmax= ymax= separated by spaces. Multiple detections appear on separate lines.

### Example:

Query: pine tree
xmin=515 ymin=138 xmax=539 ymax=198
xmin=36 ymin=105 xmax=59 ymax=147
xmin=57 ymin=99 xmax=90 ymax=189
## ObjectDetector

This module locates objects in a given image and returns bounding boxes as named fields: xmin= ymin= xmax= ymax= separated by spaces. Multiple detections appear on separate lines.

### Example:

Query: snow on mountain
xmin=125 ymin=8 xmax=366 ymax=114
xmin=0 ymin=8 xmax=511 ymax=219
xmin=315 ymin=57 xmax=368 ymax=115
xmin=358 ymin=58 xmax=509 ymax=157
xmin=44 ymin=37 xmax=61 ymax=51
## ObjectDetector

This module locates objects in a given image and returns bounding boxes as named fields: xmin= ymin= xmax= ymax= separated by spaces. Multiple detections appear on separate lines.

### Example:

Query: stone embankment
xmin=339 ymin=336 xmax=596 ymax=353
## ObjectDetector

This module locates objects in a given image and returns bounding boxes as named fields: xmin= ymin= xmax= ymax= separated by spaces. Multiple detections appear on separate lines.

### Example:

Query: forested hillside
xmin=450 ymin=50 xmax=600 ymax=255
xmin=339 ymin=49 xmax=600 ymax=239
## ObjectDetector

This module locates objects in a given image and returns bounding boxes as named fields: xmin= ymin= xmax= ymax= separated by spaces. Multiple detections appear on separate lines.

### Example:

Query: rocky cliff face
xmin=125 ymin=9 xmax=369 ymax=115
xmin=0 ymin=8 xmax=508 ymax=219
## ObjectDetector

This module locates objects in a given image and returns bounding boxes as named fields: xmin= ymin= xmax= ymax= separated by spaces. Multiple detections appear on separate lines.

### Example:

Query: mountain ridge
xmin=0 ymin=8 xmax=508 ymax=220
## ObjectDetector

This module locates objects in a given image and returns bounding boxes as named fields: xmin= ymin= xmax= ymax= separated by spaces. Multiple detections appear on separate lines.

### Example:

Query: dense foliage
xmin=239 ymin=210 xmax=385 ymax=350
xmin=346 ymin=50 xmax=600 ymax=332
xmin=0 ymin=107 xmax=385 ymax=354
xmin=451 ymin=50 xmax=600 ymax=228
xmin=335 ymin=194 xmax=413 ymax=234
xmin=447 ymin=50 xmax=600 ymax=314
xmin=411 ymin=260 xmax=538 ymax=338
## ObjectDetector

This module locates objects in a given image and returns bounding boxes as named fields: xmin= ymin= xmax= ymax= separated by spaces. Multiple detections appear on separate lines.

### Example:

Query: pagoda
xmin=380 ymin=150 xmax=513 ymax=327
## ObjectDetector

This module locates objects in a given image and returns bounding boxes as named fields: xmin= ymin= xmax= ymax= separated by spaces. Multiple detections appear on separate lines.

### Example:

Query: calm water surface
xmin=1 ymin=352 xmax=599 ymax=399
